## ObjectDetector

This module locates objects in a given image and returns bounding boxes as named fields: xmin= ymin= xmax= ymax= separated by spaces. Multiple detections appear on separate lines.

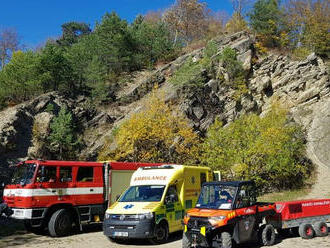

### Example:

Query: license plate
xmin=113 ymin=231 xmax=128 ymax=237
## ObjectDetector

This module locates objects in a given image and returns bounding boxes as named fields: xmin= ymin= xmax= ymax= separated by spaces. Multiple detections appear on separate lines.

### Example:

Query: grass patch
xmin=258 ymin=187 xmax=312 ymax=202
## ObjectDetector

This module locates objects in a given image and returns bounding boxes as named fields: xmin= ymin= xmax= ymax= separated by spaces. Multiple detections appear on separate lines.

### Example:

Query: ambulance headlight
xmin=137 ymin=212 xmax=154 ymax=220
xmin=105 ymin=213 xmax=111 ymax=219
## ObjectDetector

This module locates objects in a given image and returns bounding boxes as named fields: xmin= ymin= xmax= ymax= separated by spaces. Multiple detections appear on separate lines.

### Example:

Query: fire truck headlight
xmin=208 ymin=215 xmax=226 ymax=226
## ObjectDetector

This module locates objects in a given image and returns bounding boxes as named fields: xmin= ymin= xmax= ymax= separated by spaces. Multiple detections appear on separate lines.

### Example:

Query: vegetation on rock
xmin=98 ymin=90 xmax=200 ymax=164
xmin=200 ymin=104 xmax=312 ymax=192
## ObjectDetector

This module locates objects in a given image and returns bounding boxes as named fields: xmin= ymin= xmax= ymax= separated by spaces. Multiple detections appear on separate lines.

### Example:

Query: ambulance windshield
xmin=11 ymin=163 xmax=37 ymax=185
xmin=120 ymin=185 xmax=165 ymax=202
xmin=196 ymin=184 xmax=236 ymax=210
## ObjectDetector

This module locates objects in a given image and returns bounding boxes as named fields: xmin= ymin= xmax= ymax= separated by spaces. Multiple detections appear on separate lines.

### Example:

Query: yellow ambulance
xmin=103 ymin=165 xmax=218 ymax=243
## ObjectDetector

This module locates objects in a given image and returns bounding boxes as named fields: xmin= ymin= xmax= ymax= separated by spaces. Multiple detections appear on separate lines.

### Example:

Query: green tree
xmin=0 ymin=50 xmax=42 ymax=104
xmin=38 ymin=42 xmax=75 ymax=92
xmin=249 ymin=0 xmax=282 ymax=47
xmin=200 ymin=105 xmax=311 ymax=192
xmin=48 ymin=107 xmax=80 ymax=160
xmin=95 ymin=12 xmax=134 ymax=73
xmin=57 ymin=22 xmax=91 ymax=47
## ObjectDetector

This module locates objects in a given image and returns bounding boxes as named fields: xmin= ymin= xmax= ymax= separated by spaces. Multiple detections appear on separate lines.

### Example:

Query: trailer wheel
xmin=182 ymin=232 xmax=192 ymax=248
xmin=150 ymin=222 xmax=169 ymax=244
xmin=48 ymin=209 xmax=73 ymax=237
xmin=260 ymin=224 xmax=275 ymax=246
xmin=313 ymin=222 xmax=328 ymax=237
xmin=298 ymin=223 xmax=314 ymax=239
xmin=221 ymin=232 xmax=232 ymax=248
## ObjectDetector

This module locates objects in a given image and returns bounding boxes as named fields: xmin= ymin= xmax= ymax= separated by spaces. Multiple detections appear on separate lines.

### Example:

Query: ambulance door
xmin=164 ymin=184 xmax=182 ymax=232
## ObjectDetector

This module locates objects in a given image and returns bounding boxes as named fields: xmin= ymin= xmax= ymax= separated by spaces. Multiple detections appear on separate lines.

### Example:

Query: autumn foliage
xmin=99 ymin=89 xmax=200 ymax=164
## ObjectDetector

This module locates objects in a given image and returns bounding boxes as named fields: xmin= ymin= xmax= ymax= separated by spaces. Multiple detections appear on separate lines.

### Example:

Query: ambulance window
xmin=77 ymin=167 xmax=94 ymax=182
xmin=165 ymin=185 xmax=178 ymax=203
xmin=200 ymin=173 xmax=206 ymax=187
xmin=36 ymin=166 xmax=57 ymax=183
xmin=60 ymin=167 xmax=72 ymax=182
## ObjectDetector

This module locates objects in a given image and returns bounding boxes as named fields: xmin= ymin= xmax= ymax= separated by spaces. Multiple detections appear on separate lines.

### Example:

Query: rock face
xmin=0 ymin=31 xmax=329 ymax=186
xmin=0 ymin=93 xmax=114 ymax=184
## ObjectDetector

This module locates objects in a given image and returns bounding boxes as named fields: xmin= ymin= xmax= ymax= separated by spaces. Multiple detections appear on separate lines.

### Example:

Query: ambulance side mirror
xmin=213 ymin=171 xmax=221 ymax=181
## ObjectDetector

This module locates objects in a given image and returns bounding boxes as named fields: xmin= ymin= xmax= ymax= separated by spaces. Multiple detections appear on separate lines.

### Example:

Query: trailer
xmin=0 ymin=160 xmax=162 ymax=237
xmin=183 ymin=180 xmax=330 ymax=248
xmin=269 ymin=199 xmax=330 ymax=239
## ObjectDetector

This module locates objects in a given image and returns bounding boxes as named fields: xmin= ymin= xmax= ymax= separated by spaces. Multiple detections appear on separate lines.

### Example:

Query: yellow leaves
xmin=101 ymin=89 xmax=199 ymax=164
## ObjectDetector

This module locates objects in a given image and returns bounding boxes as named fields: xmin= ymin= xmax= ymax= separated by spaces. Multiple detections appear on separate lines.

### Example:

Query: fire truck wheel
xmin=221 ymin=232 xmax=232 ymax=248
xmin=149 ymin=222 xmax=169 ymax=244
xmin=298 ymin=223 xmax=314 ymax=239
xmin=313 ymin=222 xmax=328 ymax=237
xmin=260 ymin=224 xmax=276 ymax=246
xmin=48 ymin=209 xmax=73 ymax=237
xmin=182 ymin=232 xmax=192 ymax=248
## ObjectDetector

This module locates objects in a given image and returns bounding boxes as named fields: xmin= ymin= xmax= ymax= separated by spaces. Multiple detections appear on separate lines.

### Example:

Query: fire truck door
xmin=35 ymin=166 xmax=58 ymax=206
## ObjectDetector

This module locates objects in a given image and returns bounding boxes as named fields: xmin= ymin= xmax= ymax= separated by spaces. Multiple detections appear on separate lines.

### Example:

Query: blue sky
xmin=1 ymin=0 xmax=234 ymax=49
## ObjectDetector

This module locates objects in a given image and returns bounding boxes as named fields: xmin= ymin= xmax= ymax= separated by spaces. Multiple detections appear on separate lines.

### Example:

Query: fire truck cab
xmin=1 ymin=160 xmax=161 ymax=237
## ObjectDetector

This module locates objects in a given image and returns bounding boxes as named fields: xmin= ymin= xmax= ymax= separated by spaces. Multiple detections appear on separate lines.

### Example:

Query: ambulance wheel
xmin=260 ymin=224 xmax=276 ymax=246
xmin=182 ymin=232 xmax=192 ymax=248
xmin=221 ymin=232 xmax=232 ymax=248
xmin=48 ymin=209 xmax=73 ymax=237
xmin=150 ymin=222 xmax=169 ymax=244
xmin=313 ymin=222 xmax=328 ymax=237
xmin=299 ymin=223 xmax=314 ymax=239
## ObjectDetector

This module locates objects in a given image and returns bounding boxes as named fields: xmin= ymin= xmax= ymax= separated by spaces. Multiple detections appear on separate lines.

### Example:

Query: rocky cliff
xmin=0 ymin=31 xmax=329 ymax=186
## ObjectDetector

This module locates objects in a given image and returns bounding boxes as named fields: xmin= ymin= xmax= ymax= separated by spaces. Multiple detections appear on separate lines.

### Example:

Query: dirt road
xmin=1 ymin=224 xmax=329 ymax=248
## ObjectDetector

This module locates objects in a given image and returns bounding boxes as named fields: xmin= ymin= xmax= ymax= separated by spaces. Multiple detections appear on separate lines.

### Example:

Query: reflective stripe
xmin=3 ymin=187 xmax=103 ymax=197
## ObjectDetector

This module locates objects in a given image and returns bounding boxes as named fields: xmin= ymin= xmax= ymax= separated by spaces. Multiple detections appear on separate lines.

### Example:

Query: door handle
xmin=90 ymin=189 xmax=94 ymax=192
xmin=52 ymin=190 xmax=56 ymax=193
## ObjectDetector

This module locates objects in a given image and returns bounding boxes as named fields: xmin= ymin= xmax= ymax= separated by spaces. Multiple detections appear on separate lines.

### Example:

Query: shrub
xmin=98 ymin=90 xmax=200 ymax=164
xmin=200 ymin=104 xmax=312 ymax=193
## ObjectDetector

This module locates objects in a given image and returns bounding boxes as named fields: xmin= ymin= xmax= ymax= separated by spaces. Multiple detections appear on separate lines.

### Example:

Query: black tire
xmin=182 ymin=232 xmax=192 ymax=248
xmin=24 ymin=221 xmax=45 ymax=235
xmin=221 ymin=232 xmax=232 ymax=248
xmin=48 ymin=209 xmax=73 ymax=237
xmin=298 ymin=223 xmax=314 ymax=239
xmin=313 ymin=222 xmax=328 ymax=237
xmin=150 ymin=222 xmax=169 ymax=244
xmin=260 ymin=224 xmax=276 ymax=246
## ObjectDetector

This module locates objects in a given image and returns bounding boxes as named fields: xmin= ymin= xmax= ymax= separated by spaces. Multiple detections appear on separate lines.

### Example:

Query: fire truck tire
xmin=182 ymin=232 xmax=192 ymax=248
xmin=221 ymin=232 xmax=232 ymax=248
xmin=149 ymin=222 xmax=169 ymax=244
xmin=298 ymin=223 xmax=314 ymax=239
xmin=48 ymin=209 xmax=73 ymax=237
xmin=313 ymin=222 xmax=328 ymax=237
xmin=260 ymin=224 xmax=276 ymax=246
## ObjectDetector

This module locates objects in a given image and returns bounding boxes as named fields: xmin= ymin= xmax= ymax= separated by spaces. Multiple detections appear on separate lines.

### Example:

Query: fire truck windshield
xmin=196 ymin=185 xmax=236 ymax=210
xmin=119 ymin=185 xmax=165 ymax=202
xmin=11 ymin=163 xmax=37 ymax=185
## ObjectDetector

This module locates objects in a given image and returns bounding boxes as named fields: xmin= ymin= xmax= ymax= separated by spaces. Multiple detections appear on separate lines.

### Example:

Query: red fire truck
xmin=0 ymin=160 xmax=162 ymax=237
